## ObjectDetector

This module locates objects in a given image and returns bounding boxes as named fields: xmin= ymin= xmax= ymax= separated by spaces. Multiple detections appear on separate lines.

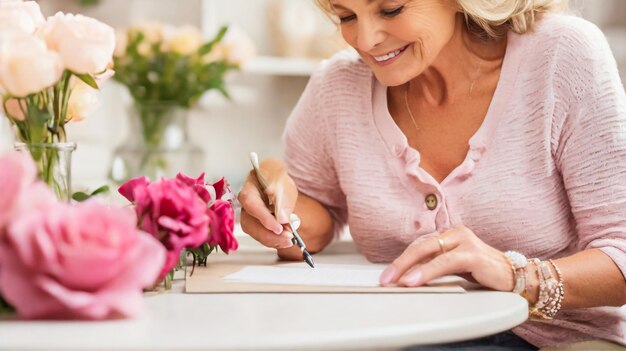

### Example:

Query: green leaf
xmin=198 ymin=26 xmax=228 ymax=56
xmin=90 ymin=185 xmax=110 ymax=196
xmin=71 ymin=192 xmax=91 ymax=202
xmin=73 ymin=73 xmax=99 ymax=89
xmin=25 ymin=103 xmax=52 ymax=144
xmin=71 ymin=185 xmax=110 ymax=202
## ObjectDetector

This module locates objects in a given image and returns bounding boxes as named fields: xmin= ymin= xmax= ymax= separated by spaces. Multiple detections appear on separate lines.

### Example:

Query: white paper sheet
xmin=223 ymin=263 xmax=462 ymax=287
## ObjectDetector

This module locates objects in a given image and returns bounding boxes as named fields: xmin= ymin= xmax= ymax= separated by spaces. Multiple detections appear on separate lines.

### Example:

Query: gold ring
xmin=437 ymin=237 xmax=447 ymax=254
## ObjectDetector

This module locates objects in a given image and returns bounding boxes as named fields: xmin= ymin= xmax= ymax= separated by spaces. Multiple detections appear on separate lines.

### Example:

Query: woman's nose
xmin=355 ymin=18 xmax=385 ymax=52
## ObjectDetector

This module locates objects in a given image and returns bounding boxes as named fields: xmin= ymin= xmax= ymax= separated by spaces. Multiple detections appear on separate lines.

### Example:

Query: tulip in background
xmin=110 ymin=21 xmax=256 ymax=184
xmin=0 ymin=152 xmax=166 ymax=319
xmin=119 ymin=172 xmax=238 ymax=289
xmin=0 ymin=1 xmax=115 ymax=200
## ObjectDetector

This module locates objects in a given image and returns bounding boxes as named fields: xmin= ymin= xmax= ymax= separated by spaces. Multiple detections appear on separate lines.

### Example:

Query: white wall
xmin=2 ymin=0 xmax=625 ymax=194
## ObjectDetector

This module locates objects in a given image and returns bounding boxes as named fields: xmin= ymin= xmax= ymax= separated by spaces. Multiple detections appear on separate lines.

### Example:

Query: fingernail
xmin=404 ymin=271 xmax=422 ymax=286
xmin=272 ymin=224 xmax=283 ymax=235
xmin=278 ymin=209 xmax=289 ymax=223
xmin=285 ymin=231 xmax=294 ymax=239
xmin=380 ymin=266 xmax=396 ymax=285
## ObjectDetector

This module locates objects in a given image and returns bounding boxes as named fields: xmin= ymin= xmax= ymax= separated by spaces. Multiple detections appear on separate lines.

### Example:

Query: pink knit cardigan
xmin=283 ymin=15 xmax=626 ymax=347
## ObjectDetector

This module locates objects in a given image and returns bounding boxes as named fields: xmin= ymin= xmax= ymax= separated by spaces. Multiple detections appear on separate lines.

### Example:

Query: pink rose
xmin=0 ymin=152 xmax=56 ymax=231
xmin=207 ymin=200 xmax=237 ymax=254
xmin=0 ymin=201 xmax=165 ymax=319
xmin=0 ymin=1 xmax=45 ymax=34
xmin=0 ymin=31 xmax=63 ymax=97
xmin=119 ymin=176 xmax=210 ymax=280
xmin=41 ymin=12 xmax=115 ymax=74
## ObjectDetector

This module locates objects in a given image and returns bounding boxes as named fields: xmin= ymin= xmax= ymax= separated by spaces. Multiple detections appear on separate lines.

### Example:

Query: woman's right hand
xmin=238 ymin=157 xmax=299 ymax=249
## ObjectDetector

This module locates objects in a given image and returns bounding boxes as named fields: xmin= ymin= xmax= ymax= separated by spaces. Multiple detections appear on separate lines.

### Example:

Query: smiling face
xmin=330 ymin=0 xmax=459 ymax=86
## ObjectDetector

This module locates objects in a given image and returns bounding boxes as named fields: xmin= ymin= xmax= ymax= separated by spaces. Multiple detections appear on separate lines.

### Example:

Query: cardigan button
xmin=425 ymin=194 xmax=438 ymax=210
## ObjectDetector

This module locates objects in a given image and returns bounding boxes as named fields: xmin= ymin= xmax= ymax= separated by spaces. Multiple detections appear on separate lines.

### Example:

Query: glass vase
xmin=14 ymin=142 xmax=77 ymax=202
xmin=109 ymin=102 xmax=205 ymax=184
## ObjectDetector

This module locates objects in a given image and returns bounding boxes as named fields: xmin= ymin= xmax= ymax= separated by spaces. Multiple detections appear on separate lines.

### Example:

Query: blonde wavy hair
xmin=315 ymin=0 xmax=568 ymax=39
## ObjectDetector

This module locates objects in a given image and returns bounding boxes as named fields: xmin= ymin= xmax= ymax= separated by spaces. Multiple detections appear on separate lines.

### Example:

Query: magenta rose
xmin=207 ymin=200 xmax=237 ymax=253
xmin=0 ymin=201 xmax=165 ymax=320
xmin=211 ymin=177 xmax=232 ymax=201
xmin=119 ymin=176 xmax=210 ymax=279
xmin=174 ymin=173 xmax=237 ymax=253
xmin=176 ymin=172 xmax=212 ymax=203
xmin=176 ymin=172 xmax=233 ymax=203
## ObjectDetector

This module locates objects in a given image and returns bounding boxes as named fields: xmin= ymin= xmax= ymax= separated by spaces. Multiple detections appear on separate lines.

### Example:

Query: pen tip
xmin=304 ymin=251 xmax=315 ymax=268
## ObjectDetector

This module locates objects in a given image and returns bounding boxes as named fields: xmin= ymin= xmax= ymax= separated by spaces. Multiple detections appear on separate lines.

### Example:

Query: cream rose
xmin=162 ymin=25 xmax=203 ymax=55
xmin=3 ymin=98 xmax=26 ymax=121
xmin=0 ymin=32 xmax=63 ymax=97
xmin=0 ymin=0 xmax=45 ymax=34
xmin=129 ymin=21 xmax=163 ymax=44
xmin=220 ymin=26 xmax=256 ymax=66
xmin=66 ymin=79 xmax=99 ymax=122
xmin=42 ymin=12 xmax=115 ymax=74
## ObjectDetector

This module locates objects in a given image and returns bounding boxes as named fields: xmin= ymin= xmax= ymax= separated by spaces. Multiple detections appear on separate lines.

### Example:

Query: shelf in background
xmin=242 ymin=56 xmax=321 ymax=76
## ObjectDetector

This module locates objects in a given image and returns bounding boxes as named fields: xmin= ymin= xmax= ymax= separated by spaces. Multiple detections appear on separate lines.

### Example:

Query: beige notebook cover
xmin=185 ymin=263 xmax=466 ymax=293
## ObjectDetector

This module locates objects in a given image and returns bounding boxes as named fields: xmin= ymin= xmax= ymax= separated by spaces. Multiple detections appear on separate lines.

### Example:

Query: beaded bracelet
xmin=528 ymin=258 xmax=565 ymax=320
xmin=548 ymin=259 xmax=565 ymax=317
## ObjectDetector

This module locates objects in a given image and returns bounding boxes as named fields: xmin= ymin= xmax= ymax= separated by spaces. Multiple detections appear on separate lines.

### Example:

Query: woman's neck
xmin=409 ymin=14 xmax=507 ymax=107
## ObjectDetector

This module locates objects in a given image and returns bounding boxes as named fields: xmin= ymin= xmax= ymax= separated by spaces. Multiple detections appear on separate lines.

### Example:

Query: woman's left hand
xmin=379 ymin=226 xmax=515 ymax=291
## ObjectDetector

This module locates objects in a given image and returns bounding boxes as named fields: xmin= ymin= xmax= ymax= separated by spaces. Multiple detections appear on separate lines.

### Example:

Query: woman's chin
xmin=372 ymin=71 xmax=414 ymax=87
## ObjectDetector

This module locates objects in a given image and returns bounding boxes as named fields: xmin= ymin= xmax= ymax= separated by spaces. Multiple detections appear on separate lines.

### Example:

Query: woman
xmin=238 ymin=0 xmax=626 ymax=349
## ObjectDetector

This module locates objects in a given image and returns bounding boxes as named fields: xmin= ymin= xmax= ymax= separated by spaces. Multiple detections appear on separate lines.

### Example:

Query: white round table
xmin=0 ymin=238 xmax=529 ymax=350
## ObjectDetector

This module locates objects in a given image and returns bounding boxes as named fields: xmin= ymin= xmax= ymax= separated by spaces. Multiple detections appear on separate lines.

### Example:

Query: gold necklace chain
xmin=404 ymin=82 xmax=419 ymax=132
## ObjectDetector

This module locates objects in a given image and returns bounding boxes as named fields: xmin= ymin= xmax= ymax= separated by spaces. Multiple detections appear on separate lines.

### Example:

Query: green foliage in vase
xmin=113 ymin=24 xmax=239 ymax=108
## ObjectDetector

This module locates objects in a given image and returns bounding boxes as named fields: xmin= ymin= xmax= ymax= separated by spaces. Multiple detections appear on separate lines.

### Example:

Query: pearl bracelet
xmin=504 ymin=251 xmax=528 ymax=295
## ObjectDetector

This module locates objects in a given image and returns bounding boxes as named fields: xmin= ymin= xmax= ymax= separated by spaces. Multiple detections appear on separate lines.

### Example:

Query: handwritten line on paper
xmin=223 ymin=263 xmax=462 ymax=287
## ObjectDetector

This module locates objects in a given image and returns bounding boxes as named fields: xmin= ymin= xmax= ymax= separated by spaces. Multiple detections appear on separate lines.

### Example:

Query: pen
xmin=249 ymin=152 xmax=315 ymax=268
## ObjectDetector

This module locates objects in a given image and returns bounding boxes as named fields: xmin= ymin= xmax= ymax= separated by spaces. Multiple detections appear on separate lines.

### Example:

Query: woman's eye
xmin=381 ymin=6 xmax=404 ymax=17
xmin=339 ymin=14 xmax=356 ymax=23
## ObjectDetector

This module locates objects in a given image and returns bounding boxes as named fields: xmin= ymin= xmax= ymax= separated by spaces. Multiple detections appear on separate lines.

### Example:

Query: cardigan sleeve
xmin=553 ymin=18 xmax=626 ymax=277
xmin=282 ymin=64 xmax=348 ymax=236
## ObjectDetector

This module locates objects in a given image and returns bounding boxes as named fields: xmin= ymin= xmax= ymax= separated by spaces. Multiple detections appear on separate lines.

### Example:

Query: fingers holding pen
xmin=240 ymin=209 xmax=294 ymax=249
xmin=238 ymin=181 xmax=282 ymax=234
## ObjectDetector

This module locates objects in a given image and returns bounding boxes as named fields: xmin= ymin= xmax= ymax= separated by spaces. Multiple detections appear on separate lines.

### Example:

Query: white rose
xmin=66 ymin=79 xmax=99 ymax=122
xmin=162 ymin=25 xmax=203 ymax=55
xmin=41 ymin=12 xmax=115 ymax=74
xmin=0 ymin=0 xmax=45 ymax=34
xmin=0 ymin=32 xmax=63 ymax=97
xmin=220 ymin=26 xmax=256 ymax=66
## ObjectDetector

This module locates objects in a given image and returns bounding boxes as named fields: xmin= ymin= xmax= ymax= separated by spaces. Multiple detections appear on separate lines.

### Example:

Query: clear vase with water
xmin=109 ymin=102 xmax=205 ymax=184
xmin=14 ymin=142 xmax=77 ymax=202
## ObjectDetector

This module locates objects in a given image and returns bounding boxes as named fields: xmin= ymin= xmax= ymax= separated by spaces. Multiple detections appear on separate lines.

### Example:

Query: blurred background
xmin=0 ymin=0 xmax=625 ymax=196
